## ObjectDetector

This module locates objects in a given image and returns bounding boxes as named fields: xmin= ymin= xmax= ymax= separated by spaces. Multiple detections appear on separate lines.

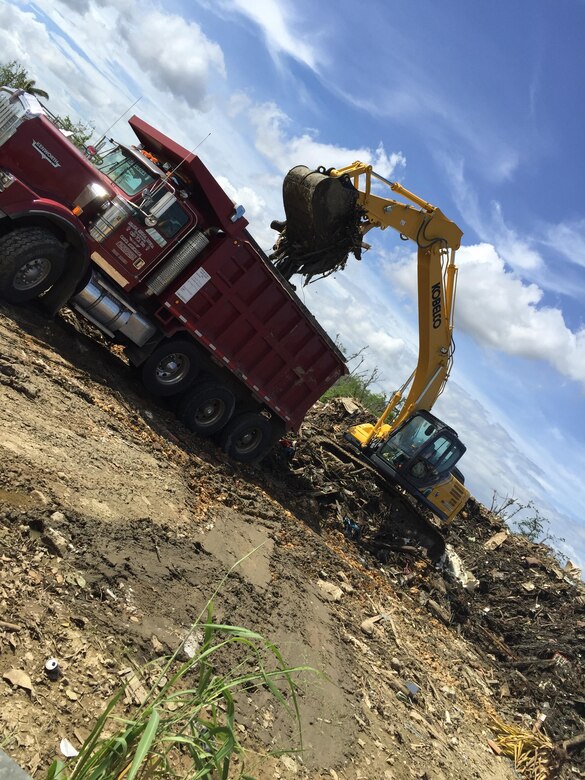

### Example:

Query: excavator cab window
xmin=378 ymin=415 xmax=437 ymax=469
xmin=378 ymin=413 xmax=464 ymax=488
xmin=407 ymin=435 xmax=464 ymax=487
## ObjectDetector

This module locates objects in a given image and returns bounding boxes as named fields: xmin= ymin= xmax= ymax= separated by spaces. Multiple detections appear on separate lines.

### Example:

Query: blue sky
xmin=2 ymin=0 xmax=584 ymax=569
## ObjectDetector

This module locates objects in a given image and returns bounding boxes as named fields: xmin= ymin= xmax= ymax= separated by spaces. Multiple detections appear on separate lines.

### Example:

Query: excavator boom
xmin=273 ymin=162 xmax=470 ymax=523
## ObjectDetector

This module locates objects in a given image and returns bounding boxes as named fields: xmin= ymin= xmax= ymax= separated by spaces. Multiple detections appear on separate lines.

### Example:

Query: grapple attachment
xmin=271 ymin=165 xmax=364 ymax=283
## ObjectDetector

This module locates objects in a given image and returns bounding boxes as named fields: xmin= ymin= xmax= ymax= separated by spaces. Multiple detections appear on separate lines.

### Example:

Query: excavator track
xmin=309 ymin=434 xmax=447 ymax=560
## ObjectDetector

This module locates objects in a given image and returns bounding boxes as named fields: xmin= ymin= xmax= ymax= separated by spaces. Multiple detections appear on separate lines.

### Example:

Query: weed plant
xmin=47 ymin=556 xmax=312 ymax=780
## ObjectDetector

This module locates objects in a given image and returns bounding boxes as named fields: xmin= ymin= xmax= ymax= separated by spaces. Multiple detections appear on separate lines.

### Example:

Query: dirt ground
xmin=0 ymin=301 xmax=583 ymax=780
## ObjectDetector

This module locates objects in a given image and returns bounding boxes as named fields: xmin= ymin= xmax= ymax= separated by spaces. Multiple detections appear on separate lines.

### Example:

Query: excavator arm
xmin=274 ymin=162 xmax=469 ymax=523
xmin=275 ymin=161 xmax=462 ymax=443
xmin=329 ymin=163 xmax=462 ymax=445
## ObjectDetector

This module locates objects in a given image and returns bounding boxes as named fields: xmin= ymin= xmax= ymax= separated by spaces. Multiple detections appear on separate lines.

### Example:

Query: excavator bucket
xmin=271 ymin=165 xmax=364 ymax=283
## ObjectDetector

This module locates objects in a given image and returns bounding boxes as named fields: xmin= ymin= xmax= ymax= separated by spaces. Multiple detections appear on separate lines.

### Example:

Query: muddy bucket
xmin=272 ymin=166 xmax=363 ymax=282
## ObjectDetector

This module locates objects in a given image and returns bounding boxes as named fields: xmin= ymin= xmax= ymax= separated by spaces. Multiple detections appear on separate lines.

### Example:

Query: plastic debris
xmin=59 ymin=738 xmax=79 ymax=758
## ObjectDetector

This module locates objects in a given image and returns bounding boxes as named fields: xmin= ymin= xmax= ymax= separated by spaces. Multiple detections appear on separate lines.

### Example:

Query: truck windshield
xmin=96 ymin=148 xmax=157 ymax=196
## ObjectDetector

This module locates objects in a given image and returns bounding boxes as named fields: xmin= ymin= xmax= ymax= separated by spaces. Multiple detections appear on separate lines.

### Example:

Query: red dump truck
xmin=0 ymin=87 xmax=347 ymax=460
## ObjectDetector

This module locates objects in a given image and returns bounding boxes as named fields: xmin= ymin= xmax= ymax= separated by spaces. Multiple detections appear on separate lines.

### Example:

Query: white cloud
xmin=443 ymin=156 xmax=585 ymax=298
xmin=302 ymin=259 xmax=417 ymax=392
xmin=209 ymin=0 xmax=320 ymax=70
xmin=57 ymin=0 xmax=91 ymax=10
xmin=443 ymin=156 xmax=544 ymax=273
xmin=216 ymin=176 xmax=266 ymax=221
xmin=216 ymin=175 xmax=275 ymax=249
xmin=325 ymin=66 xmax=521 ymax=185
xmin=541 ymin=219 xmax=585 ymax=269
xmin=0 ymin=4 xmax=85 ymax=110
xmin=489 ymin=202 xmax=544 ymax=272
xmin=15 ymin=0 xmax=227 ymax=121
xmin=246 ymin=100 xmax=406 ymax=177
xmin=389 ymin=242 xmax=585 ymax=388
xmin=118 ymin=8 xmax=226 ymax=110
xmin=433 ymin=383 xmax=585 ymax=570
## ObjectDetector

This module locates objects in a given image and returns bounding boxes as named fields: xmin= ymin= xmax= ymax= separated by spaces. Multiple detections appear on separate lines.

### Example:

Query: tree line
xmin=0 ymin=60 xmax=94 ymax=150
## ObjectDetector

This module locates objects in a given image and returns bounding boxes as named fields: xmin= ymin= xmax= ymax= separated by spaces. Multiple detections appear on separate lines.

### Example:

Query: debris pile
xmin=281 ymin=398 xmax=585 ymax=769
xmin=446 ymin=500 xmax=585 ymax=749
xmin=277 ymin=397 xmax=448 ymax=560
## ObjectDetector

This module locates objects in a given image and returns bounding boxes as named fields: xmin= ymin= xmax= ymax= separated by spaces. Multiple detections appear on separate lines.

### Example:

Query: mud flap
xmin=41 ymin=245 xmax=90 ymax=316
xmin=271 ymin=166 xmax=363 ymax=283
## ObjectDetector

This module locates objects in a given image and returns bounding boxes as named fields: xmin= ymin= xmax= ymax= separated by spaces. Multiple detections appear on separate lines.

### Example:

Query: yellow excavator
xmin=271 ymin=162 xmax=470 ymax=523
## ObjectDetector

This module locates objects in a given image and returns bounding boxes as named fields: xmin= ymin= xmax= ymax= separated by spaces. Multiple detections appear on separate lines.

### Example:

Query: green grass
xmin=321 ymin=374 xmax=388 ymax=417
xmin=47 ymin=553 xmax=315 ymax=780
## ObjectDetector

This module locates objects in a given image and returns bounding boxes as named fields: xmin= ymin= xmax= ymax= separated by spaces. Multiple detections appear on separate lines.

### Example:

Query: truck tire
xmin=0 ymin=228 xmax=66 ymax=304
xmin=141 ymin=339 xmax=201 ymax=397
xmin=221 ymin=412 xmax=283 ymax=463
xmin=177 ymin=380 xmax=235 ymax=436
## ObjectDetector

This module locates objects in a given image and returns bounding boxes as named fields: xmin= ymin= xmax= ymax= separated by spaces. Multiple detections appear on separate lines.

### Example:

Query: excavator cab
xmin=365 ymin=411 xmax=467 ymax=521
xmin=376 ymin=412 xmax=464 ymax=481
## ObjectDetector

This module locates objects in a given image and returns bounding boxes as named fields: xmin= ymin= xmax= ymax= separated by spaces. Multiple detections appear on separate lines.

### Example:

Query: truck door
xmin=89 ymin=187 xmax=192 ymax=288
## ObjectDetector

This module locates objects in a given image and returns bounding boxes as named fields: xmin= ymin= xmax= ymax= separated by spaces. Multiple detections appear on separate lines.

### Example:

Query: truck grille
xmin=0 ymin=87 xmax=44 ymax=147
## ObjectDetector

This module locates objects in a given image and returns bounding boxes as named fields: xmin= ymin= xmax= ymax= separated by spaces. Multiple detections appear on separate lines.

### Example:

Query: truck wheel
xmin=0 ymin=228 xmax=66 ymax=304
xmin=221 ymin=412 xmax=283 ymax=463
xmin=141 ymin=339 xmax=200 ymax=396
xmin=177 ymin=381 xmax=235 ymax=436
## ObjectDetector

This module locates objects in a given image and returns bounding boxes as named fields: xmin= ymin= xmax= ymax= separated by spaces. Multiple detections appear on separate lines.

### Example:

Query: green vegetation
xmin=47 ymin=552 xmax=313 ymax=780
xmin=321 ymin=373 xmax=388 ymax=417
xmin=50 ymin=113 xmax=95 ymax=152
xmin=0 ymin=60 xmax=94 ymax=150
xmin=490 ymin=490 xmax=566 ymax=559
xmin=321 ymin=339 xmax=397 ymax=418
xmin=0 ymin=60 xmax=50 ymax=99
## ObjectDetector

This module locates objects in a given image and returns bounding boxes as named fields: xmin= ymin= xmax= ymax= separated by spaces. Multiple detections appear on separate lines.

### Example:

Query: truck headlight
xmin=73 ymin=180 xmax=112 ymax=215
xmin=89 ymin=182 xmax=109 ymax=199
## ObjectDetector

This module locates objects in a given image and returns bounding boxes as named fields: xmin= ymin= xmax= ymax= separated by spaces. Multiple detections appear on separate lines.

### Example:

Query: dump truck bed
xmin=158 ymin=230 xmax=346 ymax=432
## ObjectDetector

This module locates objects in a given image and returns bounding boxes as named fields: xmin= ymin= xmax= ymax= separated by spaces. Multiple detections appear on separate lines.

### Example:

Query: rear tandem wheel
xmin=177 ymin=380 xmax=236 ymax=436
xmin=141 ymin=339 xmax=201 ymax=397
xmin=220 ymin=411 xmax=284 ymax=463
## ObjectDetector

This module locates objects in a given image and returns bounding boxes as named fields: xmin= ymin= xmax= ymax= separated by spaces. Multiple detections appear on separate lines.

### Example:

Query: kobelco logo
xmin=432 ymin=282 xmax=442 ymax=329
xmin=32 ymin=140 xmax=60 ymax=168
